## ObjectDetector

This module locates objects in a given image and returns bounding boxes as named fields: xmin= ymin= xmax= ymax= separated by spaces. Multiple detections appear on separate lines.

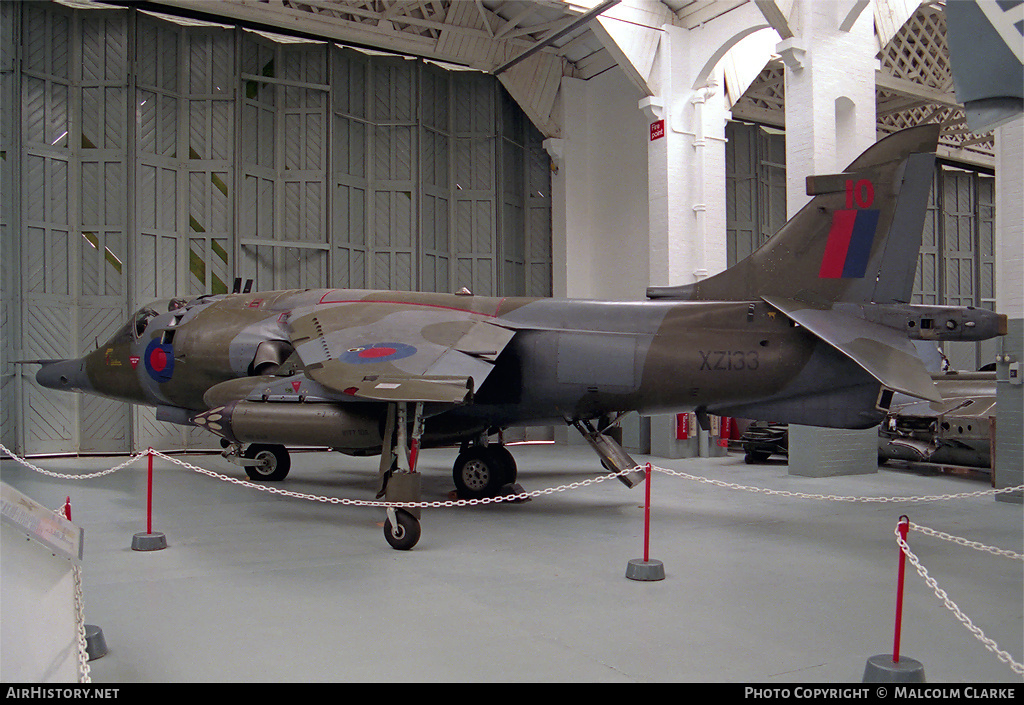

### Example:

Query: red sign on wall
xmin=676 ymin=412 xmax=689 ymax=440
xmin=650 ymin=119 xmax=665 ymax=141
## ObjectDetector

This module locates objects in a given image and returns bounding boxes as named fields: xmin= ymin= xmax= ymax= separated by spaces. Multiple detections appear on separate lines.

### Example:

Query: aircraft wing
xmin=763 ymin=296 xmax=942 ymax=403
xmin=284 ymin=301 xmax=516 ymax=404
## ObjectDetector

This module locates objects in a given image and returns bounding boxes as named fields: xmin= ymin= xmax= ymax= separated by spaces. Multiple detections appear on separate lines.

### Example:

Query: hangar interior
xmin=1 ymin=0 xmax=1022 ymax=684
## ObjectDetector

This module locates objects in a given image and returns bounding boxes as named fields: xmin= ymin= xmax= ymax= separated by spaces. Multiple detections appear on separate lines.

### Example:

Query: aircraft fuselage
xmin=50 ymin=288 xmax=828 ymax=440
xmin=42 ymin=284 xmax=1005 ymax=447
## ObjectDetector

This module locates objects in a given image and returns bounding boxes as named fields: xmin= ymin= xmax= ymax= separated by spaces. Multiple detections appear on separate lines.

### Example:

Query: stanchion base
xmin=625 ymin=558 xmax=665 ymax=581
xmin=84 ymin=624 xmax=107 ymax=660
xmin=131 ymin=531 xmax=167 ymax=551
xmin=863 ymin=654 xmax=925 ymax=682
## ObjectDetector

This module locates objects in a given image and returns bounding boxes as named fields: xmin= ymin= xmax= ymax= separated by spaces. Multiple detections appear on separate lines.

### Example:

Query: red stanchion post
xmin=626 ymin=462 xmax=664 ymax=581
xmin=147 ymin=448 xmax=154 ymax=535
xmin=893 ymin=515 xmax=910 ymax=663
xmin=643 ymin=462 xmax=652 ymax=563
xmin=131 ymin=448 xmax=167 ymax=551
xmin=862 ymin=515 xmax=924 ymax=681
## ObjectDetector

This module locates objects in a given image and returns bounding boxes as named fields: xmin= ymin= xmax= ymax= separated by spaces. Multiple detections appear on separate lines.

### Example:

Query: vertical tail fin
xmin=647 ymin=124 xmax=941 ymax=305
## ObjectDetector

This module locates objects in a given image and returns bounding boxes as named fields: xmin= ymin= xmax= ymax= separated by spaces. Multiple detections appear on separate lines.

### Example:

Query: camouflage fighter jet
xmin=30 ymin=125 xmax=1007 ymax=549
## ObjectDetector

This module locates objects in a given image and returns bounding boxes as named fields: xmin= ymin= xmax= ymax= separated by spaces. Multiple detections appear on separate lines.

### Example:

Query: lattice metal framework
xmin=733 ymin=2 xmax=995 ymax=165
xmin=876 ymin=2 xmax=994 ymax=160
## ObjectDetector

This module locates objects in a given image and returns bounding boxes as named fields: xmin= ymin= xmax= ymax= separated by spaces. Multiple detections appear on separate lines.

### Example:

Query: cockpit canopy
xmin=103 ymin=298 xmax=189 ymax=346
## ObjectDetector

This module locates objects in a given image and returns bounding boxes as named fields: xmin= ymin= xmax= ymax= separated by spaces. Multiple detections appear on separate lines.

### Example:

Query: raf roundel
xmin=340 ymin=342 xmax=417 ymax=365
xmin=144 ymin=338 xmax=175 ymax=383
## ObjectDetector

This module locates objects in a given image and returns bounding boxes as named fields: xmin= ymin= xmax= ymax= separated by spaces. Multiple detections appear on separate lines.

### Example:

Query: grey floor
xmin=2 ymin=443 xmax=1022 ymax=683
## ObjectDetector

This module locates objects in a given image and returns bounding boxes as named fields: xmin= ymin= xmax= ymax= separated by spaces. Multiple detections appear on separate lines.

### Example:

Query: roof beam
xmin=875 ymin=70 xmax=963 ymax=110
xmin=493 ymin=3 xmax=539 ymax=40
xmin=474 ymin=0 xmax=496 ymax=37
xmin=493 ymin=0 xmax=619 ymax=75
xmin=754 ymin=0 xmax=796 ymax=39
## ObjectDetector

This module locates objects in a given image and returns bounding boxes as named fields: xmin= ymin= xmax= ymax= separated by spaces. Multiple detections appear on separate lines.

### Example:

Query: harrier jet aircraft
xmin=30 ymin=125 xmax=1007 ymax=549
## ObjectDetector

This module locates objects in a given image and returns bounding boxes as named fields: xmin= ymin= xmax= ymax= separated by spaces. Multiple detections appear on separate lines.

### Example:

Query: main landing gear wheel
xmin=453 ymin=446 xmax=515 ymax=499
xmin=243 ymin=443 xmax=291 ymax=481
xmin=489 ymin=445 xmax=518 ymax=485
xmin=383 ymin=509 xmax=421 ymax=550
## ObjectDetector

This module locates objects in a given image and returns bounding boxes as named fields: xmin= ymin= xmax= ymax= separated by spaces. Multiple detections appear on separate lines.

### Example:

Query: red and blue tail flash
xmin=819 ymin=208 xmax=880 ymax=279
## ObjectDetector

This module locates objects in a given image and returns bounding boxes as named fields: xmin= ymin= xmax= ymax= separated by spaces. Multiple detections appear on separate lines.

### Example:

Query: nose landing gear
xmin=378 ymin=402 xmax=425 ymax=550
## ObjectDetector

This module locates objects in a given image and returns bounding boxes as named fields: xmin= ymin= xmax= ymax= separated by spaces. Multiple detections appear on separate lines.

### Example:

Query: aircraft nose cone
xmin=36 ymin=358 xmax=89 ymax=392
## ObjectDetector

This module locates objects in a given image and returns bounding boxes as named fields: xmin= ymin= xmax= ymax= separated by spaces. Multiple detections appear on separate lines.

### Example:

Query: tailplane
xmin=647 ymin=124 xmax=940 ymax=306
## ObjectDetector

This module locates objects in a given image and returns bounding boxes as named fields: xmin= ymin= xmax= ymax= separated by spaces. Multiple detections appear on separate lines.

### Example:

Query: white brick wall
xmin=783 ymin=0 xmax=877 ymax=215
xmin=996 ymin=116 xmax=1023 ymax=320
xmin=994 ymin=116 xmax=1023 ymax=498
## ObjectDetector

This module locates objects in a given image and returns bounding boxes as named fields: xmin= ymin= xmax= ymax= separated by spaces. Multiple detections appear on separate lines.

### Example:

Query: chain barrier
xmin=0 ymin=443 xmax=144 ymax=480
xmin=895 ymin=525 xmax=1024 ymax=676
xmin=5 ymin=443 xmax=1020 ymax=508
xmin=37 ymin=495 xmax=93 ymax=683
xmin=148 ymin=449 xmax=632 ymax=508
xmin=72 ymin=564 xmax=91 ymax=683
xmin=910 ymin=521 xmax=1024 ymax=561
xmin=654 ymin=464 xmax=1024 ymax=504
xmin=6 ymin=444 xmax=1022 ymax=677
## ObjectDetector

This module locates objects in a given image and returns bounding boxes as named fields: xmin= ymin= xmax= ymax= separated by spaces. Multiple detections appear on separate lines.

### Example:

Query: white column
xmin=644 ymin=21 xmax=739 ymax=457
xmin=547 ymin=77 xmax=592 ymax=299
xmin=549 ymin=71 xmax=651 ymax=302
xmin=781 ymin=0 xmax=880 ymax=477
xmin=645 ymin=23 xmax=732 ymax=289
xmin=994 ymin=115 xmax=1023 ymax=501
xmin=779 ymin=0 xmax=877 ymax=204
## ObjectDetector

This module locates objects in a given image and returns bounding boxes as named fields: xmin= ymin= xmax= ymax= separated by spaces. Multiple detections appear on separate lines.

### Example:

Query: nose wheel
xmin=384 ymin=508 xmax=421 ymax=551
xmin=379 ymin=402 xmax=424 ymax=550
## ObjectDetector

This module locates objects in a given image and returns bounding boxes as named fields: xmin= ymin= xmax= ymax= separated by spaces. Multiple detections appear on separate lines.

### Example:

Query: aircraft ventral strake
xmin=31 ymin=126 xmax=1007 ymax=549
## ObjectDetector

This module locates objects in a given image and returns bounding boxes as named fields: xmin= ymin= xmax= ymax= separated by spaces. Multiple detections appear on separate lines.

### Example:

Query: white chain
xmin=653 ymin=464 xmax=1024 ymax=503
xmin=910 ymin=521 xmax=1024 ymax=561
xmin=895 ymin=526 xmax=1024 ymax=676
xmin=48 ymin=500 xmax=92 ymax=683
xmin=72 ymin=564 xmax=92 ymax=683
xmin=6 ymin=444 xmax=1019 ymax=507
xmin=0 ymin=443 xmax=144 ymax=480
xmin=149 ymin=449 xmax=633 ymax=507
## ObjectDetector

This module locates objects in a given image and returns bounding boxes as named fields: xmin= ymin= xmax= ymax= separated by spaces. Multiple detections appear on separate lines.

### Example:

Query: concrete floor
xmin=2 ymin=443 xmax=1021 ymax=683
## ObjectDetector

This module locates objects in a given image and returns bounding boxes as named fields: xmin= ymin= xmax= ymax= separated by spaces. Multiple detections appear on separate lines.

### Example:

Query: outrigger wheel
xmin=243 ymin=443 xmax=291 ymax=481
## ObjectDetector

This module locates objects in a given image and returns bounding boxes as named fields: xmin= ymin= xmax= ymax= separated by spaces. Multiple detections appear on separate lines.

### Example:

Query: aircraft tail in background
xmin=945 ymin=0 xmax=1023 ymax=133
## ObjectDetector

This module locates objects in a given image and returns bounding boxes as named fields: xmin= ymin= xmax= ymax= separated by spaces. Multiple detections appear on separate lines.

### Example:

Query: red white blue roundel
xmin=340 ymin=342 xmax=417 ymax=365
xmin=144 ymin=339 xmax=175 ymax=383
